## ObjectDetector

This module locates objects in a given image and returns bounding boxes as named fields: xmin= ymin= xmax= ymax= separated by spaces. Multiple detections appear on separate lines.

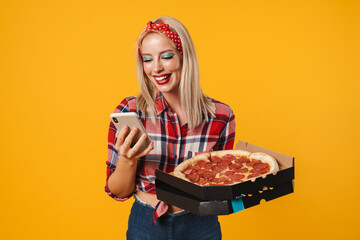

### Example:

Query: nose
xmin=153 ymin=59 xmax=164 ymax=73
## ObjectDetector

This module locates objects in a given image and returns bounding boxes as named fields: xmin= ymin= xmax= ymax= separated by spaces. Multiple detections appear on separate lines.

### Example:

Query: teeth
xmin=154 ymin=75 xmax=170 ymax=81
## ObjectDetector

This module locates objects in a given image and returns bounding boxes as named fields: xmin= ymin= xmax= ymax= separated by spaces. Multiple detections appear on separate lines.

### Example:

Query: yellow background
xmin=1 ymin=0 xmax=359 ymax=239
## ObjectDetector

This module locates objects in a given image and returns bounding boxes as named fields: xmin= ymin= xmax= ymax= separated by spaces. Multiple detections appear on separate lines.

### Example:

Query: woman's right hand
xmin=108 ymin=126 xmax=153 ymax=197
xmin=115 ymin=126 xmax=154 ymax=164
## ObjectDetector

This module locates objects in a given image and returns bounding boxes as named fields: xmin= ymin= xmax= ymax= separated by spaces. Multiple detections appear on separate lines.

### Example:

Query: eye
xmin=143 ymin=56 xmax=152 ymax=62
xmin=162 ymin=53 xmax=175 ymax=60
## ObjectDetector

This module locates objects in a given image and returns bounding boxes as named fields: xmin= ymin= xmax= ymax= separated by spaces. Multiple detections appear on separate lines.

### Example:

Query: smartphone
xmin=110 ymin=112 xmax=151 ymax=152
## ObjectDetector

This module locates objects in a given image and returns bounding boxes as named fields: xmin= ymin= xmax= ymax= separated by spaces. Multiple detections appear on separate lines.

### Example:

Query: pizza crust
xmin=210 ymin=149 xmax=251 ymax=158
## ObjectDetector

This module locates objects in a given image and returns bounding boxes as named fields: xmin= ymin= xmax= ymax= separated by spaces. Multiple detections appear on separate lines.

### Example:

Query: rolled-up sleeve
xmin=104 ymin=97 xmax=136 ymax=201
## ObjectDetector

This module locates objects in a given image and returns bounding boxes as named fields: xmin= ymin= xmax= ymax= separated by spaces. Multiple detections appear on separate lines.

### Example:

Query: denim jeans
xmin=126 ymin=196 xmax=222 ymax=240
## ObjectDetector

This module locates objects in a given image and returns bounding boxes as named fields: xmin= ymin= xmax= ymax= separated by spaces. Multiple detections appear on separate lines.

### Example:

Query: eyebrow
xmin=141 ymin=49 xmax=175 ymax=56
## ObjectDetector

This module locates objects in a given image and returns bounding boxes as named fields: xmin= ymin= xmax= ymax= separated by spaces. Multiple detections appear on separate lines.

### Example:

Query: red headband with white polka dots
xmin=145 ymin=21 xmax=183 ymax=55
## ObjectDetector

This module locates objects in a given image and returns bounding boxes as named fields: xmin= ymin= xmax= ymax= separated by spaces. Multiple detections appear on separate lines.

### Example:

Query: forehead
xmin=140 ymin=33 xmax=176 ymax=54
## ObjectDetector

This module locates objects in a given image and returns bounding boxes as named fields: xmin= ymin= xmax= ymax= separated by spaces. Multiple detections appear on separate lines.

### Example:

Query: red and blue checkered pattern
xmin=105 ymin=92 xmax=235 ymax=201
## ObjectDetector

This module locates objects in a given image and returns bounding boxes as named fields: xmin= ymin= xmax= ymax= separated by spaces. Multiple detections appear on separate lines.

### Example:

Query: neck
xmin=162 ymin=90 xmax=188 ymax=126
xmin=162 ymin=90 xmax=181 ymax=113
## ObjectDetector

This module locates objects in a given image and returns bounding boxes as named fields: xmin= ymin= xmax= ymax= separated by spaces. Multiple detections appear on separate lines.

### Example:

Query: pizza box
xmin=155 ymin=140 xmax=294 ymax=201
xmin=156 ymin=178 xmax=294 ymax=216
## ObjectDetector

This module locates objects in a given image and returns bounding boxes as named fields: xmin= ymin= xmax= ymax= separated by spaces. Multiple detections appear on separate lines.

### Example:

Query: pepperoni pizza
xmin=173 ymin=150 xmax=279 ymax=186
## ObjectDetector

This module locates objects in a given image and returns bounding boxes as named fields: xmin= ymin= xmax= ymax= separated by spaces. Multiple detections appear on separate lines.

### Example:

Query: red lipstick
xmin=153 ymin=74 xmax=171 ymax=85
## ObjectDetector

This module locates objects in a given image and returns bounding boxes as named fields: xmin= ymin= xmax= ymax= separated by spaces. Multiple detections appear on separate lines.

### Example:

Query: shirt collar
xmin=154 ymin=91 xmax=214 ymax=122
xmin=155 ymin=91 xmax=169 ymax=116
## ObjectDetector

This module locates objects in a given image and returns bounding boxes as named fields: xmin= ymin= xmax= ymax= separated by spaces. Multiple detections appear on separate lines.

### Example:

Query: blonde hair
xmin=136 ymin=16 xmax=215 ymax=129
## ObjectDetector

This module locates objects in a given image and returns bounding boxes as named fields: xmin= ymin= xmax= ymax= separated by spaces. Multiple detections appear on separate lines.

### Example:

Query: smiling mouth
xmin=154 ymin=74 xmax=171 ymax=85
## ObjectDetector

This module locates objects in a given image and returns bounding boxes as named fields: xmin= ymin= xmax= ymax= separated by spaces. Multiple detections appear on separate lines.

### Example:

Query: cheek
xmin=143 ymin=64 xmax=152 ymax=76
xmin=164 ymin=61 xmax=181 ymax=72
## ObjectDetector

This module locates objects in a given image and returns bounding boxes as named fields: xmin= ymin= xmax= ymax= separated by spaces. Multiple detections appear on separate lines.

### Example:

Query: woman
xmin=105 ymin=16 xmax=235 ymax=240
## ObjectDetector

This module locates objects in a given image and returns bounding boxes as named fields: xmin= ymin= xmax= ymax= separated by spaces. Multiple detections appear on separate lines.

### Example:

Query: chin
xmin=157 ymin=88 xmax=172 ymax=94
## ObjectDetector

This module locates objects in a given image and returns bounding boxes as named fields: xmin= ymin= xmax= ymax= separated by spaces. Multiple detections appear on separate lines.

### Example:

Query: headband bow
xmin=145 ymin=21 xmax=183 ymax=54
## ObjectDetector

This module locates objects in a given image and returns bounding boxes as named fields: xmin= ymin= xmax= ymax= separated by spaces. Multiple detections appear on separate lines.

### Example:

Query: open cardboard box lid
xmin=155 ymin=140 xmax=294 ymax=201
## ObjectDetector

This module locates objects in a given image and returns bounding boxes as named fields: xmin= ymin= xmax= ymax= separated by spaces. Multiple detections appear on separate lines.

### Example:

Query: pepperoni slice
xmin=202 ymin=171 xmax=216 ymax=179
xmin=224 ymin=171 xmax=235 ymax=177
xmin=187 ymin=173 xmax=200 ymax=182
xmin=210 ymin=156 xmax=221 ymax=163
xmin=203 ymin=162 xmax=213 ymax=170
xmin=211 ymin=165 xmax=222 ymax=172
xmin=184 ymin=166 xmax=193 ymax=171
xmin=222 ymin=179 xmax=232 ymax=184
xmin=246 ymin=163 xmax=253 ymax=167
xmin=247 ymin=173 xmax=260 ymax=179
xmin=198 ymin=177 xmax=209 ymax=185
xmin=211 ymin=178 xmax=222 ymax=183
xmin=250 ymin=168 xmax=269 ymax=174
xmin=234 ymin=167 xmax=248 ymax=173
xmin=197 ymin=169 xmax=207 ymax=175
xmin=203 ymin=178 xmax=210 ymax=185
xmin=229 ymin=174 xmax=245 ymax=182
xmin=217 ymin=163 xmax=228 ymax=172
xmin=253 ymin=162 xmax=269 ymax=170
xmin=236 ymin=156 xmax=250 ymax=164
xmin=195 ymin=160 xmax=207 ymax=167
xmin=228 ymin=164 xmax=236 ymax=170
xmin=246 ymin=160 xmax=261 ymax=167
xmin=182 ymin=168 xmax=194 ymax=175
xmin=228 ymin=162 xmax=242 ymax=170
xmin=190 ymin=165 xmax=201 ymax=171
xmin=220 ymin=159 xmax=232 ymax=166
xmin=219 ymin=176 xmax=231 ymax=182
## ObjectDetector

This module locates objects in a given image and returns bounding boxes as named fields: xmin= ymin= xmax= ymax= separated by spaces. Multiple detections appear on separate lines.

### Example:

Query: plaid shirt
xmin=105 ymin=92 xmax=236 ymax=201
